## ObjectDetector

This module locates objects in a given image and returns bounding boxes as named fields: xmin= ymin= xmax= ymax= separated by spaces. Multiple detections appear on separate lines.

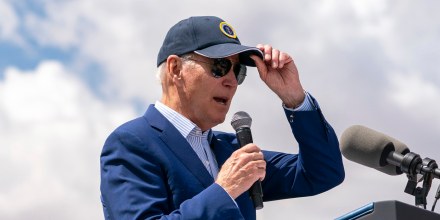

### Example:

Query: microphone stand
xmin=401 ymin=153 xmax=438 ymax=209
xmin=432 ymin=184 xmax=440 ymax=211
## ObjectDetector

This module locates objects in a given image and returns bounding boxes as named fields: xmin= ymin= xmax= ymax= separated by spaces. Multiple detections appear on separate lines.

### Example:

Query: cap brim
xmin=194 ymin=43 xmax=263 ymax=67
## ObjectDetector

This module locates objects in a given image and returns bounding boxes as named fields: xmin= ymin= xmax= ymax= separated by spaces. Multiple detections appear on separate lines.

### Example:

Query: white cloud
xmin=387 ymin=72 xmax=440 ymax=129
xmin=0 ymin=0 xmax=19 ymax=41
xmin=388 ymin=72 xmax=440 ymax=108
xmin=19 ymin=0 xmax=161 ymax=102
xmin=0 ymin=61 xmax=136 ymax=219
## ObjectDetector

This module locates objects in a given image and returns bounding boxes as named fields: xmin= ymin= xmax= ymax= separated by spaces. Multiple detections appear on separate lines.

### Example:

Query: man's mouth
xmin=213 ymin=97 xmax=228 ymax=105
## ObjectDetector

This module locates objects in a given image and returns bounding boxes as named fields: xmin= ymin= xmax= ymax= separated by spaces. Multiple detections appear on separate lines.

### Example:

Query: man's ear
xmin=166 ymin=55 xmax=183 ymax=83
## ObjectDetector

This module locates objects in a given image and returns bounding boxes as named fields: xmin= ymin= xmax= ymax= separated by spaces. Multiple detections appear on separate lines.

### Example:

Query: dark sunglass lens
xmin=234 ymin=64 xmax=246 ymax=85
xmin=211 ymin=65 xmax=223 ymax=78
xmin=210 ymin=58 xmax=245 ymax=84
xmin=212 ymin=59 xmax=232 ymax=77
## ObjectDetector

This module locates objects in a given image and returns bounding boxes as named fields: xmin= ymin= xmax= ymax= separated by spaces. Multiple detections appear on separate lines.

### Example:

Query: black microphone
xmin=340 ymin=125 xmax=440 ymax=178
xmin=231 ymin=111 xmax=264 ymax=210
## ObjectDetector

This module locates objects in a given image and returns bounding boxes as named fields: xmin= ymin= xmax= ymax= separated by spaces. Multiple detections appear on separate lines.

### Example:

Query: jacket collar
xmin=144 ymin=105 xmax=214 ymax=187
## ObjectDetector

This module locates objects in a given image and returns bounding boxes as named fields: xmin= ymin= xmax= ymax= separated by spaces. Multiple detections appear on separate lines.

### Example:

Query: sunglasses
xmin=182 ymin=57 xmax=247 ymax=85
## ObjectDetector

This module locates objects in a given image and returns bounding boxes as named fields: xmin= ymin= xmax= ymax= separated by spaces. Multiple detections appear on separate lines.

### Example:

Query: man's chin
xmin=211 ymin=115 xmax=227 ymax=128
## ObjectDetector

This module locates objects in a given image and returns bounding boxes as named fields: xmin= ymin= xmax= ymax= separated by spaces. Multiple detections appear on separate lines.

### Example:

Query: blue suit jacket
xmin=100 ymin=103 xmax=344 ymax=219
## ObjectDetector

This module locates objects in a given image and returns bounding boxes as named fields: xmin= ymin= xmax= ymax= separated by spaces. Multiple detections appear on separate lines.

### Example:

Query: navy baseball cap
xmin=157 ymin=16 xmax=264 ymax=67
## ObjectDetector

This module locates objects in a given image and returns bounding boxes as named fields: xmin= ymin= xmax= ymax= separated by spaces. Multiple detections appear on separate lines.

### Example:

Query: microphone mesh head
xmin=340 ymin=125 xmax=409 ymax=175
xmin=231 ymin=111 xmax=252 ymax=131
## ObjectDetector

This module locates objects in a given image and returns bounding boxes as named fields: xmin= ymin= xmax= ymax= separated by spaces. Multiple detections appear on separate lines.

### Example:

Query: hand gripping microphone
xmin=231 ymin=111 xmax=264 ymax=210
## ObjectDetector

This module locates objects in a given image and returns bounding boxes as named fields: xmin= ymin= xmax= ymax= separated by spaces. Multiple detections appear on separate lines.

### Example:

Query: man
xmin=100 ymin=16 xmax=344 ymax=219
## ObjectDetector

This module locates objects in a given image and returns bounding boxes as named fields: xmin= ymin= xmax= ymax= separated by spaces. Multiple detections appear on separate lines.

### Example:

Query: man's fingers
xmin=232 ymin=152 xmax=264 ymax=170
xmin=278 ymin=52 xmax=292 ymax=69
xmin=271 ymin=49 xmax=280 ymax=68
xmin=256 ymin=44 xmax=264 ymax=50
xmin=237 ymin=152 xmax=264 ymax=164
xmin=227 ymin=144 xmax=265 ymax=173
xmin=263 ymin=44 xmax=273 ymax=61
xmin=216 ymin=145 xmax=267 ymax=198
xmin=250 ymin=54 xmax=267 ymax=79
xmin=239 ymin=143 xmax=261 ymax=153
xmin=242 ymin=160 xmax=266 ymax=180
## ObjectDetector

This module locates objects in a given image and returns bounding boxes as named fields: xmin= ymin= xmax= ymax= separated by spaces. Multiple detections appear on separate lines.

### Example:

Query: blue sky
xmin=0 ymin=1 xmax=62 ymax=69
xmin=1 ymin=0 xmax=440 ymax=219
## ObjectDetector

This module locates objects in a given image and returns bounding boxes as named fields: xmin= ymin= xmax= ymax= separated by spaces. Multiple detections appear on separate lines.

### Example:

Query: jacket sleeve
xmin=261 ymin=99 xmax=345 ymax=201
xmin=100 ymin=129 xmax=243 ymax=220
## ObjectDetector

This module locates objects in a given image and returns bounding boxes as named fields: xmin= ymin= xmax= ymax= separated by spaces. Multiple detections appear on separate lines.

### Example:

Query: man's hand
xmin=251 ymin=44 xmax=305 ymax=108
xmin=215 ymin=144 xmax=266 ymax=199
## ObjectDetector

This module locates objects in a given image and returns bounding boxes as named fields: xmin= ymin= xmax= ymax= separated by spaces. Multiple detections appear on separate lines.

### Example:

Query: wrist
xmin=215 ymin=181 xmax=239 ymax=199
xmin=282 ymin=91 xmax=306 ymax=109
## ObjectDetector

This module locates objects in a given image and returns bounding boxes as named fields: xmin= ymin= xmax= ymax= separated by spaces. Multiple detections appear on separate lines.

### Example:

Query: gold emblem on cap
xmin=219 ymin=22 xmax=237 ymax=39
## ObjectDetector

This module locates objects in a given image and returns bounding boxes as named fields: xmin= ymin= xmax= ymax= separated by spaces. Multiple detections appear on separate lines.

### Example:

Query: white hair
xmin=156 ymin=62 xmax=166 ymax=84
xmin=155 ymin=53 xmax=194 ymax=83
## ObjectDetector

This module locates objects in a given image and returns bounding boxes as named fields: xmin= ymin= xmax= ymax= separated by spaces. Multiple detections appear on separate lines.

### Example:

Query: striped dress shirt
xmin=154 ymin=101 xmax=219 ymax=178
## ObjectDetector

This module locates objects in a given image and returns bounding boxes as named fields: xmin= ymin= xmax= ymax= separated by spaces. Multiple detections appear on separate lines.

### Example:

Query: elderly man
xmin=100 ymin=16 xmax=344 ymax=220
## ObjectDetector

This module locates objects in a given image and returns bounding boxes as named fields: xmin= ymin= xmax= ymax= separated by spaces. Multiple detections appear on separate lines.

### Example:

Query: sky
xmin=1 ymin=0 xmax=440 ymax=219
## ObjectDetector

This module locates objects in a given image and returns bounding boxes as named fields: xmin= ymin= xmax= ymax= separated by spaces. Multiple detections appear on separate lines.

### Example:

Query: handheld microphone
xmin=231 ymin=111 xmax=264 ymax=210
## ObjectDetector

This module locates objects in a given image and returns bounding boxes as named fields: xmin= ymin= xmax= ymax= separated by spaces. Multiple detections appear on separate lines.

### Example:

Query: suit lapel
xmin=210 ymin=133 xmax=236 ymax=169
xmin=144 ymin=105 xmax=214 ymax=188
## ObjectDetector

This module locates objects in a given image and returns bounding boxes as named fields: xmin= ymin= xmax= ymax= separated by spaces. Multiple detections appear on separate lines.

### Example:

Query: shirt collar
xmin=154 ymin=101 xmax=213 ymax=141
